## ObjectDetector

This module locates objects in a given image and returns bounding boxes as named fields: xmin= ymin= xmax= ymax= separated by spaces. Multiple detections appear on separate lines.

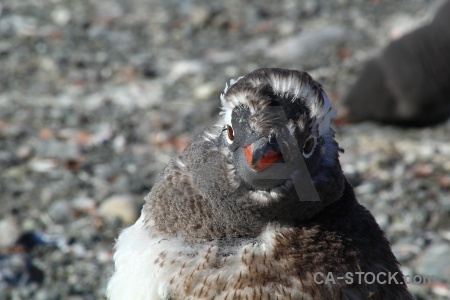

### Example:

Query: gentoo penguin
xmin=108 ymin=68 xmax=413 ymax=300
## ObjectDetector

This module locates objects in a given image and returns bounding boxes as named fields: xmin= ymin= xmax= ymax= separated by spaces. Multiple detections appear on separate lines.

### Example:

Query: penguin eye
xmin=226 ymin=125 xmax=234 ymax=142
xmin=303 ymin=136 xmax=317 ymax=158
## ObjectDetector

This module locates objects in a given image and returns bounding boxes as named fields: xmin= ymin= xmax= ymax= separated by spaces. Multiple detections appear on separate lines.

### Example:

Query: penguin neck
xmin=246 ymin=165 xmax=347 ymax=229
xmin=144 ymin=162 xmax=347 ymax=241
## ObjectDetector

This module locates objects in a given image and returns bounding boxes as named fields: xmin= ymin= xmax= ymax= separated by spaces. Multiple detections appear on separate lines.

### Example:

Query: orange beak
xmin=243 ymin=143 xmax=282 ymax=171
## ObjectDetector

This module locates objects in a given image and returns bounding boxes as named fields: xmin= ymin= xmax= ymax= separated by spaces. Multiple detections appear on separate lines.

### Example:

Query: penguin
xmin=342 ymin=0 xmax=450 ymax=127
xmin=107 ymin=68 xmax=413 ymax=300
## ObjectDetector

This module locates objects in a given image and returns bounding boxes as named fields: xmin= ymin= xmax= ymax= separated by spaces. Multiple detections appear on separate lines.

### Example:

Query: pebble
xmin=51 ymin=8 xmax=71 ymax=26
xmin=374 ymin=213 xmax=390 ymax=231
xmin=0 ymin=215 xmax=21 ymax=248
xmin=267 ymin=25 xmax=359 ymax=63
xmin=354 ymin=181 xmax=377 ymax=196
xmin=168 ymin=60 xmax=209 ymax=82
xmin=392 ymin=242 xmax=421 ymax=262
xmin=98 ymin=194 xmax=140 ymax=225
xmin=71 ymin=197 xmax=96 ymax=214
xmin=413 ymin=243 xmax=450 ymax=281
xmin=28 ymin=159 xmax=57 ymax=173
xmin=188 ymin=7 xmax=210 ymax=26
xmin=16 ymin=145 xmax=33 ymax=160
xmin=47 ymin=200 xmax=73 ymax=224
xmin=193 ymin=83 xmax=216 ymax=101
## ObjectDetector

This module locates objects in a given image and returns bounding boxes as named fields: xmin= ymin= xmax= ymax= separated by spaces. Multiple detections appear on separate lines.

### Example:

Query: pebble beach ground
xmin=0 ymin=0 xmax=449 ymax=299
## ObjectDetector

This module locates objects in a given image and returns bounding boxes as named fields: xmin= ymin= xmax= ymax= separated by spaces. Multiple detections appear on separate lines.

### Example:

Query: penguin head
xmin=144 ymin=68 xmax=347 ymax=239
xmin=218 ymin=68 xmax=341 ymax=201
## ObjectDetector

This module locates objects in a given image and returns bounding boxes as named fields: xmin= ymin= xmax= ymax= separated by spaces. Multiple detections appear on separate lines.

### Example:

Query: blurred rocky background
xmin=0 ymin=0 xmax=449 ymax=299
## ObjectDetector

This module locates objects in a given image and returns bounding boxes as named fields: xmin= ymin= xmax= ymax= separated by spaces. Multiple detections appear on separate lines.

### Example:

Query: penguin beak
xmin=243 ymin=138 xmax=282 ymax=171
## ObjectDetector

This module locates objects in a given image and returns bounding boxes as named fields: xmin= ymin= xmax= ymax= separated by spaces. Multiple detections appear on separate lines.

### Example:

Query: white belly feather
xmin=106 ymin=213 xmax=307 ymax=300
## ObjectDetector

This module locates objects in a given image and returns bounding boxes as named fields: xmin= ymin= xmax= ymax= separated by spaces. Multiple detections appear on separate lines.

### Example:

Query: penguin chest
xmin=154 ymin=234 xmax=314 ymax=300
xmin=108 ymin=217 xmax=323 ymax=300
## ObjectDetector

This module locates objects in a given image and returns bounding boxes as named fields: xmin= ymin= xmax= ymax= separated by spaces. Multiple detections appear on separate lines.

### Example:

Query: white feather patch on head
xmin=220 ymin=76 xmax=244 ymax=125
xmin=220 ymin=71 xmax=336 ymax=136
xmin=266 ymin=73 xmax=335 ymax=137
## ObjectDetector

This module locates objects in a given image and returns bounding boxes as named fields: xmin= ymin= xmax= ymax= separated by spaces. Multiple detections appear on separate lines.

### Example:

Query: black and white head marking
xmin=198 ymin=68 xmax=342 ymax=206
xmin=220 ymin=70 xmax=336 ymax=137
xmin=219 ymin=68 xmax=338 ymax=178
